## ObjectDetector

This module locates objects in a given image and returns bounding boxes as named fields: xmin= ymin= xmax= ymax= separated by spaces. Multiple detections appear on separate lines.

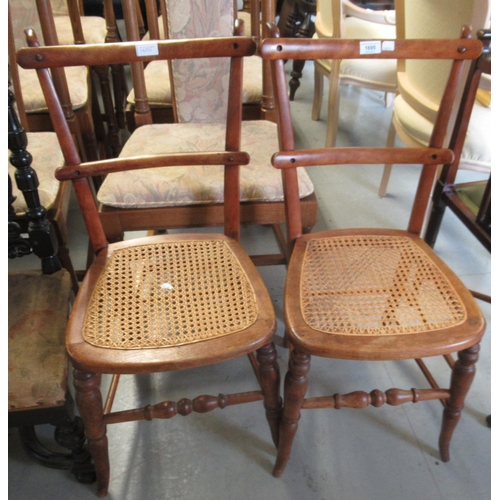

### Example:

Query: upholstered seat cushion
xmin=127 ymin=55 xmax=263 ymax=107
xmin=8 ymin=132 xmax=65 ymax=214
xmin=8 ymin=269 xmax=72 ymax=411
xmin=18 ymin=66 xmax=89 ymax=113
xmin=392 ymin=94 xmax=491 ymax=172
xmin=97 ymin=120 xmax=314 ymax=208
xmin=54 ymin=14 xmax=108 ymax=45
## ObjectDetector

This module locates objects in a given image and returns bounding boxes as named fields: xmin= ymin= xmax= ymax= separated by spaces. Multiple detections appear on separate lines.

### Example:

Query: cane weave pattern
xmin=300 ymin=235 xmax=466 ymax=336
xmin=83 ymin=240 xmax=258 ymax=348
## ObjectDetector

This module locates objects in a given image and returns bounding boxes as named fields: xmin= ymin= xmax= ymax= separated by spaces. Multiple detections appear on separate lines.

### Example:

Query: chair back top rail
xmin=17 ymin=32 xmax=257 ymax=69
xmin=260 ymin=34 xmax=482 ymax=60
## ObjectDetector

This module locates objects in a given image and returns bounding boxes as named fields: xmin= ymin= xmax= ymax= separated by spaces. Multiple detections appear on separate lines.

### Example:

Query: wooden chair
xmin=8 ymin=88 xmax=95 ymax=483
xmin=312 ymin=0 xmax=399 ymax=147
xmin=19 ymin=31 xmax=282 ymax=497
xmin=96 ymin=0 xmax=317 ymax=267
xmin=261 ymin=28 xmax=486 ymax=476
xmin=377 ymin=0 xmax=491 ymax=197
xmin=124 ymin=0 xmax=274 ymax=127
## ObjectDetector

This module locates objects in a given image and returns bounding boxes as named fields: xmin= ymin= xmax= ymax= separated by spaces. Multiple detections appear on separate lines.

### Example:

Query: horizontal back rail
xmin=260 ymin=37 xmax=483 ymax=61
xmin=272 ymin=148 xmax=454 ymax=169
xmin=56 ymin=152 xmax=250 ymax=180
xmin=17 ymin=30 xmax=257 ymax=69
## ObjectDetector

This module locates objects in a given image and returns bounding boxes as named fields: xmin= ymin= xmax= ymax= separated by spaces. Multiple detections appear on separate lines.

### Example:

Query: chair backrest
xmin=260 ymin=27 xmax=484 ymax=246
xmin=397 ymin=0 xmax=490 ymax=123
xmin=8 ymin=88 xmax=61 ymax=274
xmin=17 ymin=32 xmax=256 ymax=247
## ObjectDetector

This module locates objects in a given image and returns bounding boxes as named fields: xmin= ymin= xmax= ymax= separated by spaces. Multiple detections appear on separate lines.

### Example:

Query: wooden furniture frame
xmin=261 ymin=27 xmax=486 ymax=477
xmin=8 ymin=88 xmax=95 ymax=483
xmin=19 ymin=33 xmax=282 ymax=497
xmin=425 ymin=30 xmax=491 ymax=255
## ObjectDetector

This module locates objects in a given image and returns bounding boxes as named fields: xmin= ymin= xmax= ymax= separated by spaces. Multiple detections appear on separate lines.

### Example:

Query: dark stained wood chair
xmin=260 ymin=27 xmax=487 ymax=476
xmin=425 ymin=30 xmax=491 ymax=256
xmin=7 ymin=78 xmax=80 ymax=294
xmin=8 ymin=88 xmax=95 ymax=483
xmin=18 ymin=32 xmax=282 ymax=497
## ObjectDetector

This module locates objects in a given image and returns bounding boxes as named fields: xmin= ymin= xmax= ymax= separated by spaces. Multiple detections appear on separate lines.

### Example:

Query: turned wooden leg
xmin=74 ymin=369 xmax=110 ymax=497
xmin=256 ymin=342 xmax=282 ymax=448
xmin=439 ymin=344 xmax=480 ymax=462
xmin=273 ymin=349 xmax=310 ymax=477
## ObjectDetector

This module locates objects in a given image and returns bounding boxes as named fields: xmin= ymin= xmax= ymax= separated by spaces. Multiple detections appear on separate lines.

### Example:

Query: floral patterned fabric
xmin=10 ymin=0 xmax=95 ymax=113
xmin=97 ymin=121 xmax=314 ymax=208
xmin=127 ymin=0 xmax=262 ymax=112
xmin=8 ymin=269 xmax=71 ymax=411
xmin=127 ymin=55 xmax=262 ymax=108
xmin=166 ymin=0 xmax=233 ymax=122
xmin=8 ymin=132 xmax=65 ymax=214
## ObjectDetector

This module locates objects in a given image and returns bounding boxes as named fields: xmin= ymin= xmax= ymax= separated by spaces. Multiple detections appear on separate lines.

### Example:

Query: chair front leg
xmin=273 ymin=348 xmax=311 ymax=477
xmin=439 ymin=343 xmax=480 ymax=462
xmin=73 ymin=369 xmax=110 ymax=497
xmin=256 ymin=342 xmax=282 ymax=448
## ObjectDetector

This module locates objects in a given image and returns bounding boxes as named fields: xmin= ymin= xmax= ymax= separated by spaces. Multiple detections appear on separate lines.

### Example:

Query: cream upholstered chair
xmin=124 ymin=0 xmax=268 ymax=128
xmin=378 ymin=0 xmax=491 ymax=198
xmin=97 ymin=0 xmax=317 ymax=266
xmin=312 ymin=0 xmax=399 ymax=147
xmin=18 ymin=31 xmax=282 ymax=497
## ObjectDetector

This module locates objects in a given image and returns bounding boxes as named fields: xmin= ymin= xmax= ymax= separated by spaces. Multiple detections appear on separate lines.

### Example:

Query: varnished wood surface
xmin=18 ymin=33 xmax=258 ymax=69
xmin=260 ymin=37 xmax=483 ymax=60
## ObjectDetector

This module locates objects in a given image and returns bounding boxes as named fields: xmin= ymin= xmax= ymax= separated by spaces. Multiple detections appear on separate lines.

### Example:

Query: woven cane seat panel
xmin=300 ymin=235 xmax=466 ymax=336
xmin=83 ymin=240 xmax=258 ymax=349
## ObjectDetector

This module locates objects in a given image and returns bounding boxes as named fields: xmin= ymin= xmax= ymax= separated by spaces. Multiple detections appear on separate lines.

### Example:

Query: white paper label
xmin=359 ymin=40 xmax=381 ymax=55
xmin=136 ymin=43 xmax=159 ymax=57
xmin=382 ymin=41 xmax=395 ymax=51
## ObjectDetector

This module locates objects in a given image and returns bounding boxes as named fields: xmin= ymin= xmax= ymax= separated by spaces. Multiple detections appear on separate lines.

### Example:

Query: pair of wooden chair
xmin=16 ymin=24 xmax=487 ymax=496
